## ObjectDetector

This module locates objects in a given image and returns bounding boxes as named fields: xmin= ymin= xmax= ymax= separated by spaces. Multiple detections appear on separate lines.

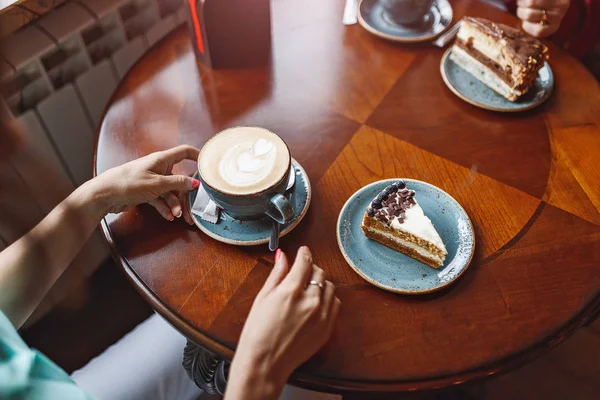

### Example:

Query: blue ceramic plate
xmin=358 ymin=0 xmax=452 ymax=43
xmin=337 ymin=179 xmax=475 ymax=294
xmin=189 ymin=160 xmax=311 ymax=246
xmin=441 ymin=47 xmax=554 ymax=112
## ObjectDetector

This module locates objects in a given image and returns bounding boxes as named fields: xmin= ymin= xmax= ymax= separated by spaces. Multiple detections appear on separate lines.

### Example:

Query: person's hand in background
xmin=90 ymin=145 xmax=200 ymax=225
xmin=517 ymin=0 xmax=570 ymax=37
xmin=225 ymin=247 xmax=341 ymax=400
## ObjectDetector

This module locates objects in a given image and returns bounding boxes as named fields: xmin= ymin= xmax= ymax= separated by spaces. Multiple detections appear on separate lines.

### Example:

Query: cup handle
xmin=266 ymin=194 xmax=294 ymax=224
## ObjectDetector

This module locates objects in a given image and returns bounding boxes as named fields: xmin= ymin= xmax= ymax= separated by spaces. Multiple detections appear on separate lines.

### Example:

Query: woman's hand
xmin=90 ymin=145 xmax=200 ymax=224
xmin=225 ymin=247 xmax=341 ymax=400
xmin=517 ymin=0 xmax=570 ymax=38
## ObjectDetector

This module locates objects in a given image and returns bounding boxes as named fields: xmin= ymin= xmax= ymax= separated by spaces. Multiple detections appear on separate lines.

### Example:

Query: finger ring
xmin=539 ymin=9 xmax=549 ymax=26
xmin=308 ymin=280 xmax=324 ymax=289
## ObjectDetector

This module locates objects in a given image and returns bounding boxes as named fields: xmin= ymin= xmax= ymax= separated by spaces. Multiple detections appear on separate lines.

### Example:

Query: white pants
xmin=71 ymin=314 xmax=340 ymax=400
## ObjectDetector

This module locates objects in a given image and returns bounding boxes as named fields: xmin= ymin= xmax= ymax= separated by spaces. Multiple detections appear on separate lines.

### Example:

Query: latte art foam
xmin=198 ymin=127 xmax=290 ymax=195
xmin=219 ymin=138 xmax=277 ymax=187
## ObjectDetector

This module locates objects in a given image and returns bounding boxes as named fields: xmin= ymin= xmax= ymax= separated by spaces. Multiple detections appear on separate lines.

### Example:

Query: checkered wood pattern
xmin=94 ymin=0 xmax=600 ymax=393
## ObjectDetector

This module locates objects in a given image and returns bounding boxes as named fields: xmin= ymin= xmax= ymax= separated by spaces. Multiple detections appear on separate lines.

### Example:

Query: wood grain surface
xmin=94 ymin=0 xmax=600 ymax=394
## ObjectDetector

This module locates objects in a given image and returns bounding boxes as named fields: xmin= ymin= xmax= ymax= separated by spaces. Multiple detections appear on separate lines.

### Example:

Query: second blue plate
xmin=441 ymin=47 xmax=554 ymax=112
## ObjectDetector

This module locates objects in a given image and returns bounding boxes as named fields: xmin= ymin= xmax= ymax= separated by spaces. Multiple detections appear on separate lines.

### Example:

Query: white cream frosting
xmin=218 ymin=138 xmax=277 ymax=188
xmin=390 ymin=203 xmax=447 ymax=255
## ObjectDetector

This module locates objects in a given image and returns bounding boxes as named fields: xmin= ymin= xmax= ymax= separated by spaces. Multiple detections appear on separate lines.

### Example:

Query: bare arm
xmin=0 ymin=145 xmax=200 ymax=328
xmin=0 ymin=182 xmax=105 ymax=328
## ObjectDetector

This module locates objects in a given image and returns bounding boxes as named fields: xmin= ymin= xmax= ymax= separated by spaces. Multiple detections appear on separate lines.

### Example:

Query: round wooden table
xmin=95 ymin=0 xmax=600 ymax=395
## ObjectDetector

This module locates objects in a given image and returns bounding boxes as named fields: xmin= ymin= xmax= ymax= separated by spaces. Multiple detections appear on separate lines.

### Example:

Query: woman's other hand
xmin=517 ymin=0 xmax=570 ymax=38
xmin=226 ymin=246 xmax=341 ymax=400
xmin=91 ymin=145 xmax=200 ymax=224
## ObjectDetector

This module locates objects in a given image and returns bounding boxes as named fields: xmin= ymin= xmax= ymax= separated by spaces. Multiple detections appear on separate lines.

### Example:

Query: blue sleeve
xmin=0 ymin=310 xmax=94 ymax=399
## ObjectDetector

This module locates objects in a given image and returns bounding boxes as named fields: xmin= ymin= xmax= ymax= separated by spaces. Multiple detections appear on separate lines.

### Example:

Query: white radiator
xmin=0 ymin=0 xmax=187 ymax=326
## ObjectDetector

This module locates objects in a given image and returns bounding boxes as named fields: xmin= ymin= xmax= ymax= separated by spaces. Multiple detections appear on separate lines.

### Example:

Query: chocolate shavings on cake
xmin=366 ymin=181 xmax=416 ymax=226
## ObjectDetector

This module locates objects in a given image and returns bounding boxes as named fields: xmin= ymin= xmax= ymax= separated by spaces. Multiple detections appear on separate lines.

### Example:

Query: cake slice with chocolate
xmin=450 ymin=17 xmax=549 ymax=101
xmin=361 ymin=181 xmax=447 ymax=268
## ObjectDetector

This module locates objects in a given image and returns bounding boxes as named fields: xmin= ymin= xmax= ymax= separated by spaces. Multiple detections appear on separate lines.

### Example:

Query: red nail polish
xmin=303 ymin=245 xmax=310 ymax=252
xmin=275 ymin=249 xmax=282 ymax=262
xmin=192 ymin=179 xmax=200 ymax=189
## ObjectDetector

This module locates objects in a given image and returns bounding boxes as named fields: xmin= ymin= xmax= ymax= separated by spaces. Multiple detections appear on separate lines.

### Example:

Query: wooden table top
xmin=95 ymin=0 xmax=600 ymax=394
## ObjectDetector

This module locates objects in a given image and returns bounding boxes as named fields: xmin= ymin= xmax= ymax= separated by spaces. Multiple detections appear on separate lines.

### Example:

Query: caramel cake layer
xmin=454 ymin=38 xmax=515 ymax=87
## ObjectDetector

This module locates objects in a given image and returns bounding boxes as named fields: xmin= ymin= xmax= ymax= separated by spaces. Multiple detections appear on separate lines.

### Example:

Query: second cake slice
xmin=450 ymin=17 xmax=549 ymax=101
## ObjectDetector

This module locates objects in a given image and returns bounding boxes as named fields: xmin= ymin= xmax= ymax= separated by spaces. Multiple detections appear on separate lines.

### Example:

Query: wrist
xmin=70 ymin=179 xmax=112 ymax=221
xmin=226 ymin=350 xmax=288 ymax=400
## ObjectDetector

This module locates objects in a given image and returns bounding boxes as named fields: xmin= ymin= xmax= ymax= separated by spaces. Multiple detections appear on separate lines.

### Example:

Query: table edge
xmin=91 ymin=23 xmax=600 ymax=394
xmin=97 ymin=217 xmax=599 ymax=393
